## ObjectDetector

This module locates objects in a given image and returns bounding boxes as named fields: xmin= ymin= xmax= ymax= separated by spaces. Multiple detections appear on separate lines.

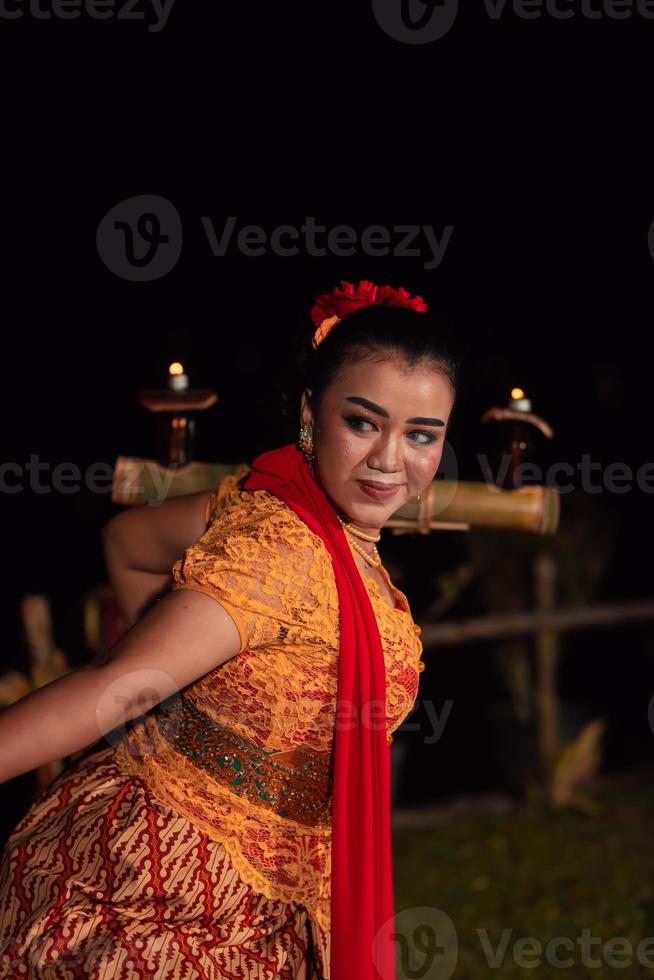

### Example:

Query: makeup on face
xmin=343 ymin=395 xmax=445 ymax=456
xmin=344 ymin=395 xmax=445 ymax=429
xmin=356 ymin=479 xmax=403 ymax=501
xmin=308 ymin=359 xmax=454 ymax=534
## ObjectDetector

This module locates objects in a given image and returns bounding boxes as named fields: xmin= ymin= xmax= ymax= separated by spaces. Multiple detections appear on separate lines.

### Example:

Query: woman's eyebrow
xmin=345 ymin=395 xmax=445 ymax=427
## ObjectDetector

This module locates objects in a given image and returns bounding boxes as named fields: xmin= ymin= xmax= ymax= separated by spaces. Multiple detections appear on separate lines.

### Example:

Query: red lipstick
xmin=357 ymin=480 xmax=402 ymax=501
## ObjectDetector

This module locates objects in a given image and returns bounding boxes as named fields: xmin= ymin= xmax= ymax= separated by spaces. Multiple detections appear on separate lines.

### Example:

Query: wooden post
xmin=534 ymin=552 xmax=560 ymax=782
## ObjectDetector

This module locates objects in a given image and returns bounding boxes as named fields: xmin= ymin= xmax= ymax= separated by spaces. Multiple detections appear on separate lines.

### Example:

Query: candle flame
xmin=511 ymin=387 xmax=525 ymax=400
xmin=169 ymin=362 xmax=185 ymax=376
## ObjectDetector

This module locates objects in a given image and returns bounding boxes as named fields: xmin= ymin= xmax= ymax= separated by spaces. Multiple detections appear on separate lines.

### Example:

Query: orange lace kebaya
xmin=114 ymin=457 xmax=424 ymax=951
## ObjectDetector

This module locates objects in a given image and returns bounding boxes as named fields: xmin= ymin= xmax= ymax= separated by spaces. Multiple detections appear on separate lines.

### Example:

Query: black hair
xmin=296 ymin=304 xmax=462 ymax=428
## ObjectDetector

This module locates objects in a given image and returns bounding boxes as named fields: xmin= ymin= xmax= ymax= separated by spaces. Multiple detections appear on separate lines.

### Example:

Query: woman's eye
xmin=345 ymin=416 xmax=437 ymax=446
xmin=345 ymin=416 xmax=375 ymax=432
xmin=409 ymin=431 xmax=438 ymax=445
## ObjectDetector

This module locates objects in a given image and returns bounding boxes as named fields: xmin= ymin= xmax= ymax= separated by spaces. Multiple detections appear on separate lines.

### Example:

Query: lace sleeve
xmin=204 ymin=464 xmax=253 ymax=530
xmin=203 ymin=492 xmax=216 ymax=528
xmin=171 ymin=488 xmax=326 ymax=654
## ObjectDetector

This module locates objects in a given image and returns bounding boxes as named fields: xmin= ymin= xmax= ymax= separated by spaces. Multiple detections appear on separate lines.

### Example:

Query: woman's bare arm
xmin=102 ymin=490 xmax=213 ymax=628
xmin=0 ymin=588 xmax=241 ymax=784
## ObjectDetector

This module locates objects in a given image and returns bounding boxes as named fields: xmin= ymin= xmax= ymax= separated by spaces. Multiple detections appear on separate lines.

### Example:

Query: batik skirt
xmin=0 ymin=743 xmax=329 ymax=978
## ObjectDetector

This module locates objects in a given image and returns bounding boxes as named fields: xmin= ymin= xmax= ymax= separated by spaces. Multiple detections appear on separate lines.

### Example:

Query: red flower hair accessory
xmin=310 ymin=279 xmax=428 ymax=349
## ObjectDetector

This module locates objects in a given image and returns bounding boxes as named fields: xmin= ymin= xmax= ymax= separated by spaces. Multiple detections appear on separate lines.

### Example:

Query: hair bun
xmin=310 ymin=280 xmax=428 ymax=350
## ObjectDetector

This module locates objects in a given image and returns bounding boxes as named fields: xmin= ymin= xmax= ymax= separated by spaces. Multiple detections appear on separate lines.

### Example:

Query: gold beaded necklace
xmin=336 ymin=514 xmax=382 ymax=568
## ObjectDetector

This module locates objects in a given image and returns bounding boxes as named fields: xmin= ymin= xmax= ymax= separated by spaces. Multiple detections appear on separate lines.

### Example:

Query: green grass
xmin=392 ymin=784 xmax=654 ymax=978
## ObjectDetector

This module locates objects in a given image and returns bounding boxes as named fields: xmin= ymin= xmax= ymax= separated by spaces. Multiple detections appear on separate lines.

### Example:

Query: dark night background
xmin=0 ymin=1 xmax=652 ymax=839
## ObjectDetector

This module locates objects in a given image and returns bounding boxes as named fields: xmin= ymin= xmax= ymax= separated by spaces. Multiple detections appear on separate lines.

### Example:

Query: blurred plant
xmin=548 ymin=718 xmax=607 ymax=815
xmin=0 ymin=596 xmax=71 ymax=789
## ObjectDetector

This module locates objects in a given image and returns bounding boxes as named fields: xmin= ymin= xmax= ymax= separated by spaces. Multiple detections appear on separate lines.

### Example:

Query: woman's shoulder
xmin=171 ymin=473 xmax=338 ymax=650
xmin=203 ymin=469 xmax=332 ymax=572
xmin=208 ymin=481 xmax=288 ymax=535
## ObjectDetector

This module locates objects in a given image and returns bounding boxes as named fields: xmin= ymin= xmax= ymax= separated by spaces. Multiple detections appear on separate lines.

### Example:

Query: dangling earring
xmin=298 ymin=421 xmax=315 ymax=470
xmin=417 ymin=492 xmax=422 ymax=502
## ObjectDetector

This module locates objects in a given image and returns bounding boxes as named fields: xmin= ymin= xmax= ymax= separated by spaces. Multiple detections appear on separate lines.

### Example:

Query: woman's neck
xmin=320 ymin=482 xmax=382 ymax=538
xmin=333 ymin=505 xmax=381 ymax=539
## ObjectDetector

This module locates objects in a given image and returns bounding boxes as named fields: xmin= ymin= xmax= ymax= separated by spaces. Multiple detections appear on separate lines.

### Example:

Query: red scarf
xmin=243 ymin=442 xmax=396 ymax=980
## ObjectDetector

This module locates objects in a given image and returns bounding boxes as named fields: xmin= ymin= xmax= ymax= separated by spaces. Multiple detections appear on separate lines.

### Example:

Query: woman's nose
xmin=367 ymin=432 xmax=402 ymax=473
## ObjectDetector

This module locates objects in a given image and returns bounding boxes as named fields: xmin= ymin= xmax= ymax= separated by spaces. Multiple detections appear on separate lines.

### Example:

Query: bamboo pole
xmin=534 ymin=553 xmax=560 ymax=776
xmin=388 ymin=480 xmax=560 ymax=536
xmin=112 ymin=459 xmax=561 ymax=536
xmin=418 ymin=599 xmax=654 ymax=647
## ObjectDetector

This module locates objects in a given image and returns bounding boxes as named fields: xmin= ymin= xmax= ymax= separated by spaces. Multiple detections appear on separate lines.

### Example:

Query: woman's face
xmin=300 ymin=354 xmax=455 ymax=533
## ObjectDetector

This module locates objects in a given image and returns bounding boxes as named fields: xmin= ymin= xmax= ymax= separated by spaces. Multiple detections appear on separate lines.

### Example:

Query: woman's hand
xmin=0 ymin=588 xmax=242 ymax=784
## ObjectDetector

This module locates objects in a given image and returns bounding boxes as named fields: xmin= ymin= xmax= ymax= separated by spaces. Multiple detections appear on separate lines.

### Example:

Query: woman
xmin=0 ymin=280 xmax=458 ymax=979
